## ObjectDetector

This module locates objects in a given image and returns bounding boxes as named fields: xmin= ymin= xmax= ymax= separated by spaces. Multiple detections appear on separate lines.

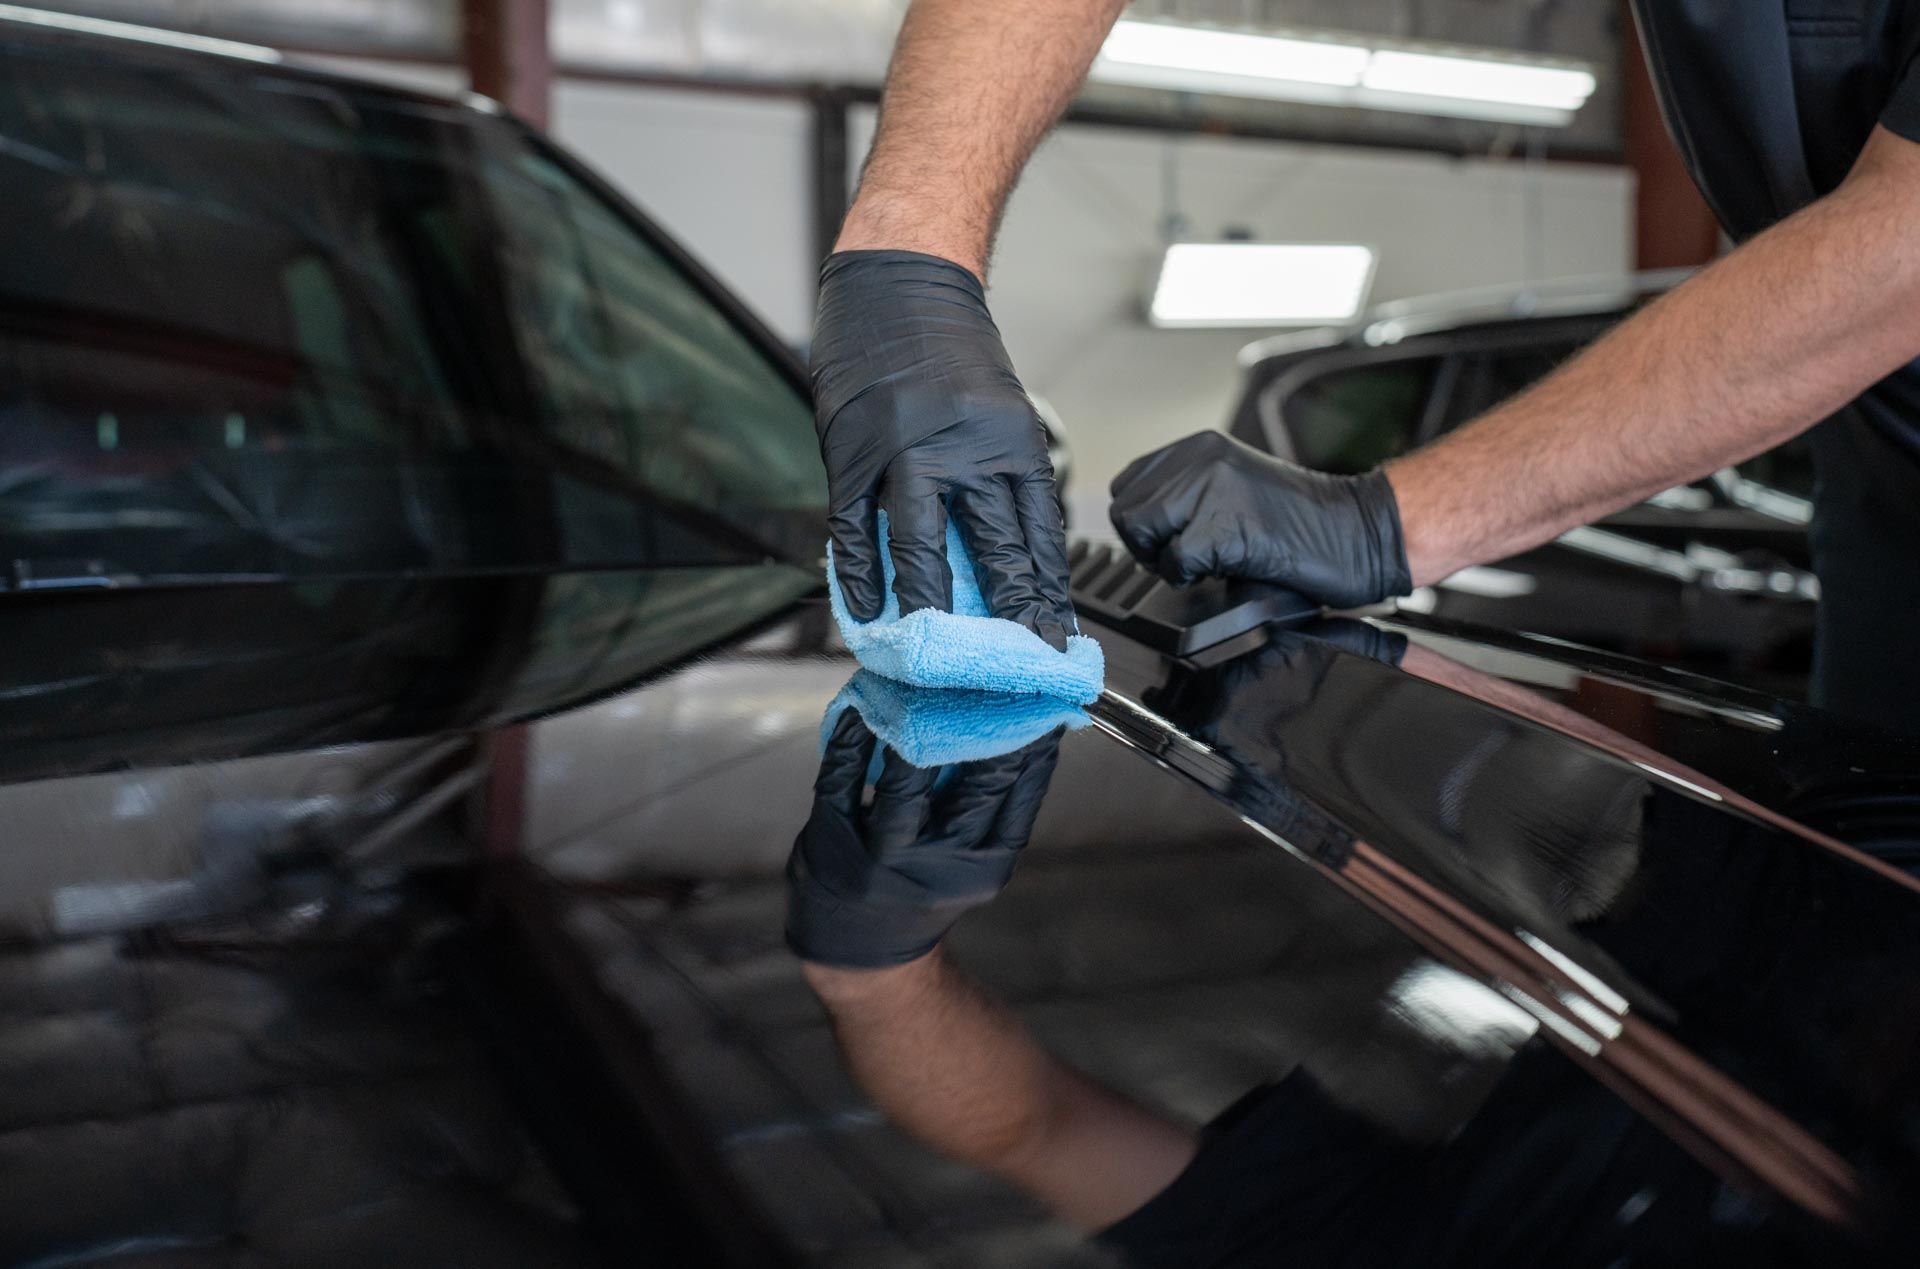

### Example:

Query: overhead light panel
xmin=1092 ymin=20 xmax=1597 ymax=127
xmin=1099 ymin=20 xmax=1368 ymax=91
xmin=1362 ymin=49 xmax=1597 ymax=114
xmin=1150 ymin=243 xmax=1376 ymax=328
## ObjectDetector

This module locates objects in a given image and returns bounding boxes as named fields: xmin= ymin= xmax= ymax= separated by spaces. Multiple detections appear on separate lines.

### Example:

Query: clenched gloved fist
xmin=812 ymin=250 xmax=1074 ymax=650
xmin=1108 ymin=431 xmax=1412 ymax=609
xmin=786 ymin=711 xmax=1062 ymax=968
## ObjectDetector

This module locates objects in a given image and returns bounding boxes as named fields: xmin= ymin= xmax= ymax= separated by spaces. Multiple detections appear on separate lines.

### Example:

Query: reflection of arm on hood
xmin=787 ymin=699 xmax=1197 ymax=1233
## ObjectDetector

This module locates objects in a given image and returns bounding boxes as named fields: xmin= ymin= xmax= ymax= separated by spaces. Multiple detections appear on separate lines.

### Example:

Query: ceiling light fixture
xmin=1362 ymin=49 xmax=1596 ymax=113
xmin=1150 ymin=243 xmax=1376 ymax=328
xmin=1099 ymin=20 xmax=1369 ymax=91
xmin=1093 ymin=20 xmax=1598 ymax=127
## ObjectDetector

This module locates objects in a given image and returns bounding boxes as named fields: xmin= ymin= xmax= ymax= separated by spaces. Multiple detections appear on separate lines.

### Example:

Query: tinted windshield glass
xmin=1280 ymin=358 xmax=1436 ymax=474
xmin=0 ymin=42 xmax=824 ymax=590
xmin=1440 ymin=344 xmax=1573 ymax=430
xmin=478 ymin=146 xmax=823 ymax=520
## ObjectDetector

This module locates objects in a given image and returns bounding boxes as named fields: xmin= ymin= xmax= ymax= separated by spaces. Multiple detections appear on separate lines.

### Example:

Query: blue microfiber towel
xmin=821 ymin=670 xmax=1090 ymax=770
xmin=827 ymin=514 xmax=1104 ymax=702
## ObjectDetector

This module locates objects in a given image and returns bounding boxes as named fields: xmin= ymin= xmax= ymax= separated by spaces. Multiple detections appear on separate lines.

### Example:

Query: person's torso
xmin=1629 ymin=0 xmax=1920 ymax=235
xmin=1629 ymin=0 xmax=1920 ymax=464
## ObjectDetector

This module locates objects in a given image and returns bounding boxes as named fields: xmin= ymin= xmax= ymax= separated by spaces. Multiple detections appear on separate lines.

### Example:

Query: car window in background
xmin=1438 ymin=343 xmax=1572 ymax=431
xmin=1280 ymin=358 xmax=1437 ymax=474
xmin=0 ymin=41 xmax=824 ymax=591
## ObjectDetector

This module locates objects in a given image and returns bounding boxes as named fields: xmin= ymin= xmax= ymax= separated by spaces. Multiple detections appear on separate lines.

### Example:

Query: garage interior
xmin=3 ymin=2 xmax=1918 ymax=1267
xmin=32 ymin=0 xmax=1717 ymax=515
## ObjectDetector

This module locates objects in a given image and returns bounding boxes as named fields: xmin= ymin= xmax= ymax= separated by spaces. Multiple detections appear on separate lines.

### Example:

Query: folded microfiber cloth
xmin=822 ymin=670 xmax=1090 ymax=770
xmin=827 ymin=514 xmax=1104 ymax=702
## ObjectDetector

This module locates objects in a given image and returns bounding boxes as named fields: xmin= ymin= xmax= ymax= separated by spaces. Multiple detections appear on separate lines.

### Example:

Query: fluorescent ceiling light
xmin=1092 ymin=20 xmax=1597 ymax=127
xmin=1100 ymin=21 xmax=1368 ymax=88
xmin=1151 ymin=243 xmax=1375 ymax=328
xmin=1364 ymin=49 xmax=1596 ymax=113
xmin=0 ymin=3 xmax=280 ymax=62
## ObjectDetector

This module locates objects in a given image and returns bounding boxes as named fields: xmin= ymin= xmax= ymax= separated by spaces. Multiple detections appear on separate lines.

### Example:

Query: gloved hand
xmin=811 ymin=250 xmax=1074 ymax=650
xmin=1108 ymin=430 xmax=1412 ymax=609
xmin=786 ymin=710 xmax=1062 ymax=968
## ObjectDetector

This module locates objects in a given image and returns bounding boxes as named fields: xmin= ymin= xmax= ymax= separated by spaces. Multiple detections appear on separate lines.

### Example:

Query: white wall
xmin=551 ymin=82 xmax=816 ymax=343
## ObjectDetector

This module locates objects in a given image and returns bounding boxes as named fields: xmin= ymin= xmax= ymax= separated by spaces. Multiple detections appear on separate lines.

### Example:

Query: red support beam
xmin=481 ymin=724 xmax=532 ymax=859
xmin=1620 ymin=4 xmax=1721 ymax=270
xmin=462 ymin=0 xmax=553 ymax=131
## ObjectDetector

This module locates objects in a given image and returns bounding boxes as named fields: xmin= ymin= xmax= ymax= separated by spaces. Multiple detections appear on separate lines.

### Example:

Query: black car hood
xmin=513 ymin=596 xmax=1920 ymax=1265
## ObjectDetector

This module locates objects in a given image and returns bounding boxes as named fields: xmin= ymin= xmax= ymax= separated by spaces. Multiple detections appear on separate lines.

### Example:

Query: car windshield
xmin=1279 ymin=357 xmax=1436 ymax=473
xmin=0 ymin=41 xmax=825 ymax=589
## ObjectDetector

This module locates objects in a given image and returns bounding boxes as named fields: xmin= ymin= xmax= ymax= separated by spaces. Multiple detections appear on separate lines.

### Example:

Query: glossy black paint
xmin=0 ymin=565 xmax=818 ymax=785
xmin=1099 ymin=619 xmax=1920 ymax=1207
xmin=11 ymin=584 xmax=1920 ymax=1264
xmin=486 ymin=599 xmax=1920 ymax=1264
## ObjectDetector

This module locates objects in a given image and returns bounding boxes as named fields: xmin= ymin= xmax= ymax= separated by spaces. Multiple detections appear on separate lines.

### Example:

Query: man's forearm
xmin=804 ymin=952 xmax=1195 ymax=1230
xmin=835 ymin=0 xmax=1126 ymax=278
xmin=804 ymin=952 xmax=1065 ymax=1169
xmin=1388 ymin=125 xmax=1920 ymax=585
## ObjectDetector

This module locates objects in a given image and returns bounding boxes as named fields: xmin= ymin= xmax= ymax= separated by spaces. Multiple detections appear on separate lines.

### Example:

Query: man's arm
xmin=1111 ymin=126 xmax=1920 ymax=604
xmin=835 ymin=0 xmax=1127 ymax=278
xmin=1389 ymin=125 xmax=1920 ymax=584
xmin=810 ymin=0 xmax=1121 ymax=640
xmin=803 ymin=951 xmax=1197 ymax=1232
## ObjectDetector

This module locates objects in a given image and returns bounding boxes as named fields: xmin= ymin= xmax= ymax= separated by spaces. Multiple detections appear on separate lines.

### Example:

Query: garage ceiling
xmin=27 ymin=0 xmax=1623 ymax=153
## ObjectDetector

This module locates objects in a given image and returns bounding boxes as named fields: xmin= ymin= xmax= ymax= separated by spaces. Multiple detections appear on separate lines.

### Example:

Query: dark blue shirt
xmin=1631 ymin=0 xmax=1920 ymax=461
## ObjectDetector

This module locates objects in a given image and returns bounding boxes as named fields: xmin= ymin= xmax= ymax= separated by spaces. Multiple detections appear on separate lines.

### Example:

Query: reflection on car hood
xmin=518 ymin=598 xmax=1920 ymax=1265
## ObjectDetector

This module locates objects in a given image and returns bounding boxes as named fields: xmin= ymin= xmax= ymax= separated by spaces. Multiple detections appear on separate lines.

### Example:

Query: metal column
xmin=810 ymin=87 xmax=852 ymax=276
xmin=462 ymin=0 xmax=553 ymax=130
xmin=1620 ymin=3 xmax=1720 ymax=269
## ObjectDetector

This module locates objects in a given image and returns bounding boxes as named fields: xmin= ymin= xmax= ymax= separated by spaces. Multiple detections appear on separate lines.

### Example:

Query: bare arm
xmin=834 ymin=0 xmax=1127 ymax=278
xmin=803 ymin=951 xmax=1196 ymax=1231
xmin=1390 ymin=125 xmax=1920 ymax=584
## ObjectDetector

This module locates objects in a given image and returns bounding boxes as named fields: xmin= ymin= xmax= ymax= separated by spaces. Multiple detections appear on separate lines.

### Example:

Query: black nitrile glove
xmin=811 ymin=250 xmax=1074 ymax=650
xmin=1108 ymin=431 xmax=1412 ymax=609
xmin=786 ymin=711 xmax=1062 ymax=968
